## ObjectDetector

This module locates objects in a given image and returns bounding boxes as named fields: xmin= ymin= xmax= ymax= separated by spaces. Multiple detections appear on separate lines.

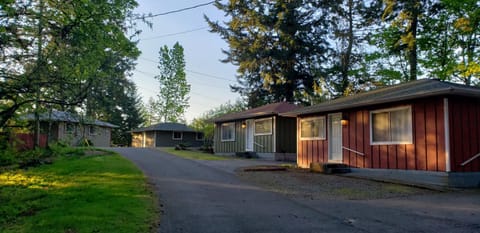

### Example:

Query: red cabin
xmin=286 ymin=79 xmax=480 ymax=187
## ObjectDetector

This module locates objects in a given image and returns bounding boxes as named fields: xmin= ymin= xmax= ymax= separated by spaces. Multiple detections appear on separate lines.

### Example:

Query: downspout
xmin=273 ymin=116 xmax=276 ymax=153
xmin=444 ymin=98 xmax=451 ymax=172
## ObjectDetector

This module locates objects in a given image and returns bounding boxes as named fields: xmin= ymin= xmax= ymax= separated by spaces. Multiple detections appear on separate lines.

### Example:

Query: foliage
xmin=0 ymin=0 xmax=142 ymax=134
xmin=190 ymin=100 xmax=247 ymax=145
xmin=0 ymin=151 xmax=158 ymax=233
xmin=206 ymin=0 xmax=332 ymax=106
xmin=154 ymin=42 xmax=190 ymax=123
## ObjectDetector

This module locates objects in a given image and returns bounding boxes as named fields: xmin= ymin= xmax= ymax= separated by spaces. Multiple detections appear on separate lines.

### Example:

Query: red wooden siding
xmin=13 ymin=133 xmax=47 ymax=150
xmin=297 ymin=97 xmax=449 ymax=172
xmin=449 ymin=97 xmax=480 ymax=172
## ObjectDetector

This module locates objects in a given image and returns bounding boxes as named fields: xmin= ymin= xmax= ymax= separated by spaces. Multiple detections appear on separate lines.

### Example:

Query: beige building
xmin=26 ymin=110 xmax=118 ymax=147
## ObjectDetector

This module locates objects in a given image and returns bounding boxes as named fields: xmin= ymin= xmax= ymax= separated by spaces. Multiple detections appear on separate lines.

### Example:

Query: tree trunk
xmin=407 ymin=1 xmax=419 ymax=81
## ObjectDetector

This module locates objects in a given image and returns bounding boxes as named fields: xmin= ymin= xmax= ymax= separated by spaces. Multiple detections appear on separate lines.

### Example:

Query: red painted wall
xmin=449 ymin=97 xmax=480 ymax=172
xmin=297 ymin=97 xmax=450 ymax=172
xmin=13 ymin=133 xmax=48 ymax=150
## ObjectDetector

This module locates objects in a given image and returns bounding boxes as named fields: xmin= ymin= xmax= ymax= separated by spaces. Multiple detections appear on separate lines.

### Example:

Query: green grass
xmin=0 ymin=150 xmax=158 ymax=233
xmin=162 ymin=148 xmax=230 ymax=161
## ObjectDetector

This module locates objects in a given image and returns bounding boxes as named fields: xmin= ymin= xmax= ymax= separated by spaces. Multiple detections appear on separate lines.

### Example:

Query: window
xmin=300 ymin=117 xmax=326 ymax=140
xmin=89 ymin=126 xmax=97 ymax=135
xmin=221 ymin=122 xmax=235 ymax=141
xmin=196 ymin=132 xmax=204 ymax=141
xmin=172 ymin=131 xmax=183 ymax=140
xmin=65 ymin=123 xmax=75 ymax=134
xmin=370 ymin=106 xmax=412 ymax=145
xmin=254 ymin=118 xmax=272 ymax=135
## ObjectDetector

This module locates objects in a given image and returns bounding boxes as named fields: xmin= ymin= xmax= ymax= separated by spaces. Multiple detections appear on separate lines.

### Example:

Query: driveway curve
xmin=111 ymin=148 xmax=480 ymax=233
xmin=110 ymin=148 xmax=360 ymax=233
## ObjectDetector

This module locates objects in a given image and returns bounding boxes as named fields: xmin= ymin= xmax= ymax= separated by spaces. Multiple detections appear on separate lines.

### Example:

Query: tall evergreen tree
xmin=206 ymin=0 xmax=332 ymax=107
xmin=155 ymin=42 xmax=190 ymax=122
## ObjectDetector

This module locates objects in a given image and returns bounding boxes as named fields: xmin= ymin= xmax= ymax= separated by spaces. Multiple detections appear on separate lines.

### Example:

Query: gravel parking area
xmin=237 ymin=168 xmax=436 ymax=200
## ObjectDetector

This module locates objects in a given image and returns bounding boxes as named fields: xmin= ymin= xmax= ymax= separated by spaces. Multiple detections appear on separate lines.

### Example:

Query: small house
xmin=285 ymin=79 xmax=480 ymax=187
xmin=212 ymin=102 xmax=299 ymax=161
xmin=131 ymin=122 xmax=203 ymax=148
xmin=24 ymin=110 xmax=118 ymax=147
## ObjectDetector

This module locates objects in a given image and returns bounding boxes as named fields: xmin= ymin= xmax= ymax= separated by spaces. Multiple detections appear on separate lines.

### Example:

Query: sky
xmin=131 ymin=1 xmax=240 ymax=123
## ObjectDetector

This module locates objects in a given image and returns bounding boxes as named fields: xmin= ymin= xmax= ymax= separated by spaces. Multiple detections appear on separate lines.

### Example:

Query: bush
xmin=49 ymin=142 xmax=85 ymax=157
xmin=0 ymin=147 xmax=17 ymax=167
xmin=77 ymin=138 xmax=94 ymax=147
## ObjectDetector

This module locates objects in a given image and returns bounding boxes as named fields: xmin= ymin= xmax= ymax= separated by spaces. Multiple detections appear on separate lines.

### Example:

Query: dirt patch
xmin=242 ymin=165 xmax=287 ymax=172
xmin=237 ymin=168 xmax=436 ymax=200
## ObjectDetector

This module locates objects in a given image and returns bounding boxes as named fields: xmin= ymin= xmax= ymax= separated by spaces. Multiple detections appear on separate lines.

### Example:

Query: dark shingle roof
xmin=24 ymin=110 xmax=119 ymax=128
xmin=212 ymin=102 xmax=300 ymax=123
xmin=285 ymin=79 xmax=480 ymax=116
xmin=131 ymin=122 xmax=197 ymax=133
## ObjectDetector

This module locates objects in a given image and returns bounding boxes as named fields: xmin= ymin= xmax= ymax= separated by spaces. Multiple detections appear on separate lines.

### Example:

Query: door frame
xmin=328 ymin=113 xmax=343 ymax=162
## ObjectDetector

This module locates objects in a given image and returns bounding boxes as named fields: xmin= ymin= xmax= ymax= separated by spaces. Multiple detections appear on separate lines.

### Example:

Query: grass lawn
xmin=162 ymin=148 xmax=230 ymax=161
xmin=0 ymin=150 xmax=158 ymax=233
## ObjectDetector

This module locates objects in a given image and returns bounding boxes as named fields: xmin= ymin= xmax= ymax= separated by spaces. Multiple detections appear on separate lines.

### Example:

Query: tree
xmin=0 ymin=0 xmax=142 ymax=142
xmin=190 ymin=100 xmax=246 ymax=146
xmin=206 ymin=0 xmax=332 ymax=107
xmin=422 ymin=0 xmax=480 ymax=85
xmin=327 ymin=0 xmax=382 ymax=96
xmin=154 ymin=42 xmax=190 ymax=122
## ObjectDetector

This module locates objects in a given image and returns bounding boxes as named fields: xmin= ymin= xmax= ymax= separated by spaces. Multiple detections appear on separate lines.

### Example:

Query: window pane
xmin=390 ymin=108 xmax=412 ymax=142
xmin=221 ymin=123 xmax=235 ymax=141
xmin=255 ymin=118 xmax=272 ymax=135
xmin=300 ymin=118 xmax=325 ymax=139
xmin=372 ymin=112 xmax=390 ymax=142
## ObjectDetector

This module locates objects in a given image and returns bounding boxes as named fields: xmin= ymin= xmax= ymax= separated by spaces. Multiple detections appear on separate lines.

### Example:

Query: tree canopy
xmin=153 ymin=42 xmax=190 ymax=123
xmin=206 ymin=0 xmax=480 ymax=108
xmin=0 ymin=0 xmax=144 ymax=145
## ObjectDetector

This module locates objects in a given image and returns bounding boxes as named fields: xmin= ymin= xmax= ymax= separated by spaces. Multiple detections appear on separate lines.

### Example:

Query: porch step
xmin=235 ymin=151 xmax=258 ymax=159
xmin=310 ymin=162 xmax=351 ymax=174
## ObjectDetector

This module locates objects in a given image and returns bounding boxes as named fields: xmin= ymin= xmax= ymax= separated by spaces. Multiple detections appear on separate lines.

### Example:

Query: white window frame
xmin=172 ymin=131 xmax=183 ymax=140
xmin=254 ymin=117 xmax=273 ymax=136
xmin=370 ymin=106 xmax=413 ymax=145
xmin=300 ymin=116 xmax=326 ymax=140
xmin=220 ymin=122 xmax=235 ymax=142
xmin=196 ymin=132 xmax=204 ymax=141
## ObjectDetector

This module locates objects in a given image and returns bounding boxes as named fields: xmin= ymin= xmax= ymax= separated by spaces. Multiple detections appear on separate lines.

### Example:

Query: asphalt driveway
xmin=111 ymin=148 xmax=480 ymax=233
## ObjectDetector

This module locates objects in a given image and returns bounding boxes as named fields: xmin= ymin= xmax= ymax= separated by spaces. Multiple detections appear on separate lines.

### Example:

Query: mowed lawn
xmin=0 ymin=150 xmax=158 ymax=233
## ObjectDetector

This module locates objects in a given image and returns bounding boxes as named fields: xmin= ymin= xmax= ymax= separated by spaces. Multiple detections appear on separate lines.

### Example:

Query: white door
xmin=328 ymin=113 xmax=343 ymax=162
xmin=245 ymin=120 xmax=254 ymax=151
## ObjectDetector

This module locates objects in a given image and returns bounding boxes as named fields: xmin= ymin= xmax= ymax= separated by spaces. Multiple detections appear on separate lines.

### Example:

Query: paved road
xmin=111 ymin=148 xmax=480 ymax=233
xmin=111 ymin=148 xmax=362 ymax=233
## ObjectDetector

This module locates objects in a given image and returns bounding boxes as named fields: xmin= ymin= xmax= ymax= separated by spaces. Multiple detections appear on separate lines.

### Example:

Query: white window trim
xmin=300 ymin=116 xmax=326 ymax=140
xmin=254 ymin=117 xmax=273 ymax=136
xmin=370 ymin=106 xmax=413 ymax=145
xmin=220 ymin=122 xmax=236 ymax=142
xmin=172 ymin=131 xmax=183 ymax=140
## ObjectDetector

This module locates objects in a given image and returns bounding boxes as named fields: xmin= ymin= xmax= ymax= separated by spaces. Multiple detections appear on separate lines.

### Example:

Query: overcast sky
xmin=131 ymin=1 xmax=240 ymax=123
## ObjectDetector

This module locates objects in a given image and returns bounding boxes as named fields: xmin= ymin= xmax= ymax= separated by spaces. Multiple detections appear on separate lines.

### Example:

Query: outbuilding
xmin=131 ymin=122 xmax=203 ymax=148
xmin=285 ymin=79 xmax=480 ymax=187
xmin=24 ymin=110 xmax=118 ymax=147
xmin=212 ymin=102 xmax=299 ymax=161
